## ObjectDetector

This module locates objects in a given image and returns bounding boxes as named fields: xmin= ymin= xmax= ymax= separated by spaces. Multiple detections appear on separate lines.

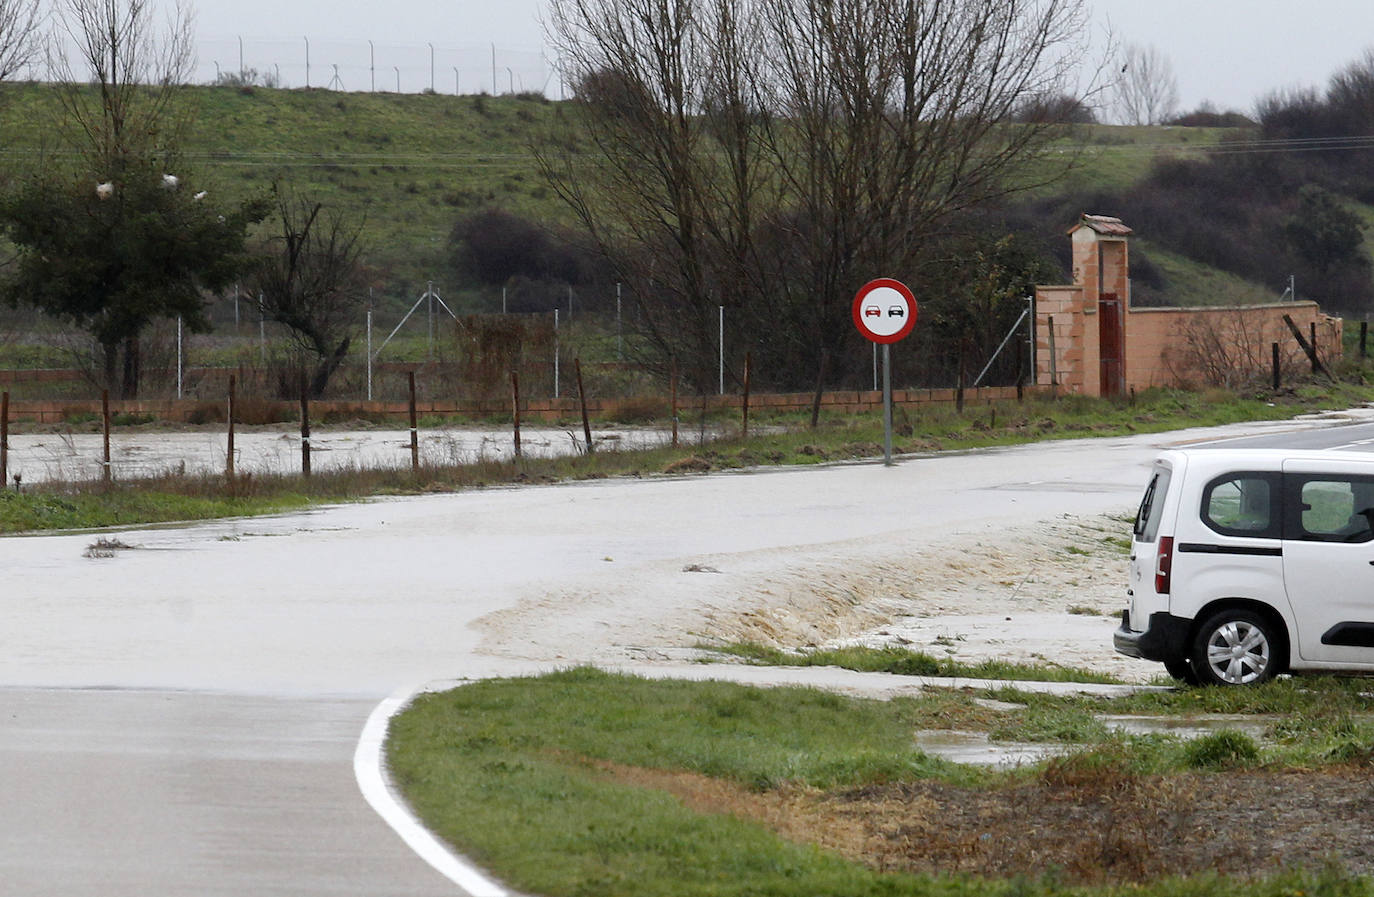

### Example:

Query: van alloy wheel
xmin=1191 ymin=610 xmax=1278 ymax=686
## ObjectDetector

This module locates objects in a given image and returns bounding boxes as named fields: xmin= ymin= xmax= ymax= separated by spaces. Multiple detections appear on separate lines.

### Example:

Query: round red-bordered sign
xmin=852 ymin=278 xmax=917 ymax=344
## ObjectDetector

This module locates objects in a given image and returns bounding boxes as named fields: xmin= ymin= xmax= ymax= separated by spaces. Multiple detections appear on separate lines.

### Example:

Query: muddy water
xmin=916 ymin=715 xmax=1285 ymax=767
xmin=2 ymin=425 xmax=683 ymax=485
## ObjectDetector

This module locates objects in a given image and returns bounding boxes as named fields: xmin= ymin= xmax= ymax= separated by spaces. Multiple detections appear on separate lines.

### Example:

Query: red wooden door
xmin=1099 ymin=293 xmax=1124 ymax=396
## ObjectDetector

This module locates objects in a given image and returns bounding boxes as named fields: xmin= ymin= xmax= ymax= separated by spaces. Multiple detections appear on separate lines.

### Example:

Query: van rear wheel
xmin=1190 ymin=610 xmax=1278 ymax=686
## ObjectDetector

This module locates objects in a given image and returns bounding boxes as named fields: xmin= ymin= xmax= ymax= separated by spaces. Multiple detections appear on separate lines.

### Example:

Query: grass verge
xmin=388 ymin=669 xmax=1374 ymax=896
xmin=698 ymin=642 xmax=1122 ymax=684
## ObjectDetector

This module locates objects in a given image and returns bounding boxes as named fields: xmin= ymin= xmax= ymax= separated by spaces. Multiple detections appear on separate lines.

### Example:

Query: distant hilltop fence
xmin=2 ymin=385 xmax=1046 ymax=426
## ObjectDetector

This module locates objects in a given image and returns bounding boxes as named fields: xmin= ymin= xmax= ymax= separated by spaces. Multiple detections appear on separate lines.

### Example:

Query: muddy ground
xmin=602 ymin=760 xmax=1374 ymax=886
xmin=476 ymin=511 xmax=1155 ymax=680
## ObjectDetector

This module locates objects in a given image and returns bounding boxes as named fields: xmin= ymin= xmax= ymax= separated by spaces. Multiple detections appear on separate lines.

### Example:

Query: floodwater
xmin=916 ymin=715 xmax=1283 ymax=768
xmin=1 ymin=425 xmax=686 ymax=485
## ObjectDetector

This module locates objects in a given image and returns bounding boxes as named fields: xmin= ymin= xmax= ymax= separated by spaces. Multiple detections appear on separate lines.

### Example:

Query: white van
xmin=1115 ymin=448 xmax=1374 ymax=686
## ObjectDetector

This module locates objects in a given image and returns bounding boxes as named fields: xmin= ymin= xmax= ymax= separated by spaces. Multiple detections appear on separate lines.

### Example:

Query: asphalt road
xmin=1190 ymin=417 xmax=1374 ymax=451
xmin=1 ymin=412 xmax=1365 ymax=896
xmin=1 ymin=690 xmax=457 ymax=897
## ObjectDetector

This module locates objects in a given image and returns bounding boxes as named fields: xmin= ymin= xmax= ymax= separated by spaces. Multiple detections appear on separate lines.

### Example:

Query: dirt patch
xmin=719 ymin=514 xmax=1129 ymax=647
xmin=596 ymin=760 xmax=1374 ymax=885
xmin=474 ymin=512 xmax=1151 ymax=678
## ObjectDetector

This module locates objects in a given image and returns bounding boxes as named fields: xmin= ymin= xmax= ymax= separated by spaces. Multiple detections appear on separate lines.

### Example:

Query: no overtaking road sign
xmin=852 ymin=278 xmax=917 ymax=344
xmin=851 ymin=278 xmax=918 ymax=466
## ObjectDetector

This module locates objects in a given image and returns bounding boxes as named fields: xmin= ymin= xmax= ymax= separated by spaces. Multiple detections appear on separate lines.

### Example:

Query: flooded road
xmin=0 ymin=413 xmax=1355 ymax=896
xmin=0 ymin=433 xmax=1162 ymax=694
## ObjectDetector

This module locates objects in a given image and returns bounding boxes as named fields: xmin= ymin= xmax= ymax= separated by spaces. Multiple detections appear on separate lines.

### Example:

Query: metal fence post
xmin=226 ymin=375 xmax=236 ymax=479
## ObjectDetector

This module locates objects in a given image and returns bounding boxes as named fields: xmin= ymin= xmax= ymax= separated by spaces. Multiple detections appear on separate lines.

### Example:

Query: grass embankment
xmin=701 ymin=642 xmax=1121 ymax=684
xmin=2 ymin=384 xmax=1369 ymax=534
xmin=389 ymin=669 xmax=1374 ymax=897
xmin=0 ymin=83 xmax=567 ymax=291
xmin=0 ymin=82 xmax=1244 ymax=302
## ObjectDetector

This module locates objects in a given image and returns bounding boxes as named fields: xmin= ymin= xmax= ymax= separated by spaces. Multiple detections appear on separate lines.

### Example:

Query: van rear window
xmin=1134 ymin=467 xmax=1171 ymax=542
xmin=1201 ymin=473 xmax=1281 ymax=539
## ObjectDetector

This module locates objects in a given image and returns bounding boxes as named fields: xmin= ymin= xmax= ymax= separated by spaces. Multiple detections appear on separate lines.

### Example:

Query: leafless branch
xmin=0 ymin=0 xmax=41 ymax=82
xmin=1113 ymin=42 xmax=1179 ymax=126
xmin=252 ymin=188 xmax=367 ymax=397
xmin=540 ymin=0 xmax=1100 ymax=389
xmin=47 ymin=0 xmax=195 ymax=175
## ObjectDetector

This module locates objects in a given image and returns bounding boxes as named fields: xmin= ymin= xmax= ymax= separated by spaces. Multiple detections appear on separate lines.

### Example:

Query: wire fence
xmin=198 ymin=37 xmax=554 ymax=96
xmin=25 ymin=36 xmax=557 ymax=98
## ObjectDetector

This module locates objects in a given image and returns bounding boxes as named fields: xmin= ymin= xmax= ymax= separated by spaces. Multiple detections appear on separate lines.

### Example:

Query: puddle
xmin=916 ymin=714 xmax=1286 ymax=767
xmin=915 ymin=730 xmax=1066 ymax=767
xmin=1098 ymin=713 xmax=1277 ymax=740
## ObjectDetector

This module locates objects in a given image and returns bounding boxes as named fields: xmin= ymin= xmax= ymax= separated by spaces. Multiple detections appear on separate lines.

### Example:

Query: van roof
xmin=1157 ymin=447 xmax=1374 ymax=468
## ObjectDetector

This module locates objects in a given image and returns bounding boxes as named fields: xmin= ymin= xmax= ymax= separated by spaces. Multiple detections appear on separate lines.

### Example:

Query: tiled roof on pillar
xmin=1073 ymin=214 xmax=1133 ymax=236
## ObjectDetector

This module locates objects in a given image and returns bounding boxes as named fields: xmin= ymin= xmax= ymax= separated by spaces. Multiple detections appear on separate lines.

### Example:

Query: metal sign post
xmin=852 ymin=278 xmax=918 ymax=467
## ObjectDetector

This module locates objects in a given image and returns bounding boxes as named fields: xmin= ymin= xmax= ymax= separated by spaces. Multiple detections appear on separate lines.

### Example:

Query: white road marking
xmin=353 ymin=666 xmax=1158 ymax=895
xmin=354 ymin=683 xmax=507 ymax=897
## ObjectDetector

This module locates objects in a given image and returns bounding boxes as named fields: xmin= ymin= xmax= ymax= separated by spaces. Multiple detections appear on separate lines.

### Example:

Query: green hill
xmin=2 ymin=82 xmax=1366 ymax=317
xmin=0 ymin=83 xmax=567 ymax=312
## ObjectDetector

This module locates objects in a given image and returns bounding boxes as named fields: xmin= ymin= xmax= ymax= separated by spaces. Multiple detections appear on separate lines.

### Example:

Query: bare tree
xmin=2 ymin=0 xmax=263 ymax=399
xmin=48 ymin=0 xmax=195 ymax=175
xmin=1114 ymin=42 xmax=1179 ymax=126
xmin=0 ymin=0 xmax=41 ymax=82
xmin=540 ymin=0 xmax=754 ymax=391
xmin=253 ymin=189 xmax=367 ymax=398
xmin=541 ymin=0 xmax=1098 ymax=390
xmin=0 ymin=0 xmax=42 ymax=284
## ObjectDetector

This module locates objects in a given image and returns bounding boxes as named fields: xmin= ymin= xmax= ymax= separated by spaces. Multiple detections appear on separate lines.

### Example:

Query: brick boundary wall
xmin=1 ymin=385 xmax=1049 ymax=425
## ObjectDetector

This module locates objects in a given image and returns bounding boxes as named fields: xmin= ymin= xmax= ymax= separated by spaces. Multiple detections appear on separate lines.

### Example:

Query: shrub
xmin=186 ymin=401 xmax=224 ymax=425
xmin=1183 ymin=730 xmax=1260 ymax=769
xmin=605 ymin=397 xmax=669 ymax=423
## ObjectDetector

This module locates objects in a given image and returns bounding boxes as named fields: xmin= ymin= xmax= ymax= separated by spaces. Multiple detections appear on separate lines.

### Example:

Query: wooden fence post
xmin=1282 ymin=314 xmax=1332 ymax=379
xmin=1014 ymin=336 xmax=1025 ymax=403
xmin=670 ymin=357 xmax=679 ymax=448
xmin=810 ymin=348 xmax=829 ymax=429
xmin=408 ymin=371 xmax=419 ymax=472
xmin=1272 ymin=342 xmax=1281 ymax=390
xmin=1361 ymin=321 xmax=1368 ymax=359
xmin=575 ymin=358 xmax=593 ymax=454
xmin=741 ymin=351 xmax=752 ymax=438
xmin=0 ymin=390 xmax=8 ymax=488
xmin=955 ymin=341 xmax=967 ymax=414
xmin=226 ymin=375 xmax=236 ymax=478
xmin=511 ymin=370 xmax=522 ymax=459
xmin=300 ymin=378 xmax=311 ymax=478
xmin=101 ymin=389 xmax=111 ymax=485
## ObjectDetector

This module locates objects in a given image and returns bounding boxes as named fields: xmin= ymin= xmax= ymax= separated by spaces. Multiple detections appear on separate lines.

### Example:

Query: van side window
xmin=1290 ymin=476 xmax=1374 ymax=543
xmin=1133 ymin=468 xmax=1171 ymax=542
xmin=1201 ymin=473 xmax=1280 ymax=538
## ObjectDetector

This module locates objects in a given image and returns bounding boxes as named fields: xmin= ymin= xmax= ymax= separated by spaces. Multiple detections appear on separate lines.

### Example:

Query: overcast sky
xmin=190 ymin=0 xmax=1374 ymax=114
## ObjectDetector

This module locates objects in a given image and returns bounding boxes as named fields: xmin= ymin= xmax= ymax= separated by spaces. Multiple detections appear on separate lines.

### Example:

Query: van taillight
xmin=1155 ymin=536 xmax=1174 ymax=594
